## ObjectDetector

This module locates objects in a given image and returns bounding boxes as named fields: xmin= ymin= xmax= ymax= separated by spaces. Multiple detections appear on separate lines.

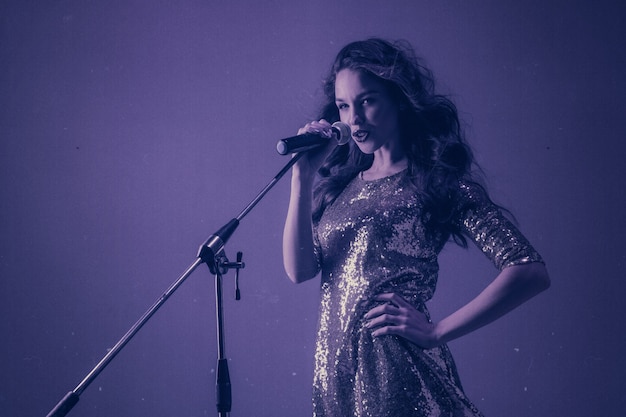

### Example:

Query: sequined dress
xmin=311 ymin=170 xmax=543 ymax=417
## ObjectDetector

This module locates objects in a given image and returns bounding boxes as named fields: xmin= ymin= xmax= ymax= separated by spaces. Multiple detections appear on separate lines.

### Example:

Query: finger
xmin=371 ymin=323 xmax=409 ymax=338
xmin=314 ymin=119 xmax=331 ymax=129
xmin=374 ymin=292 xmax=412 ymax=308
xmin=366 ymin=312 xmax=406 ymax=329
xmin=297 ymin=121 xmax=332 ymax=138
xmin=297 ymin=122 xmax=316 ymax=135
xmin=364 ymin=302 xmax=400 ymax=320
xmin=310 ymin=121 xmax=333 ymax=137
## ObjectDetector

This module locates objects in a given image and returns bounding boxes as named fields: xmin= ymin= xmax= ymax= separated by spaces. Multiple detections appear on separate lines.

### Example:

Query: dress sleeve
xmin=457 ymin=181 xmax=544 ymax=271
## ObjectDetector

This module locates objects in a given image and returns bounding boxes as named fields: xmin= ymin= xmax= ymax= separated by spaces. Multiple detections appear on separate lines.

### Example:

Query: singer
xmin=282 ymin=38 xmax=550 ymax=416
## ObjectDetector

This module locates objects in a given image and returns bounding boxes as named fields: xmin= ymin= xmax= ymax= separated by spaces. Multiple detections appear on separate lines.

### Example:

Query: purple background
xmin=1 ymin=1 xmax=624 ymax=416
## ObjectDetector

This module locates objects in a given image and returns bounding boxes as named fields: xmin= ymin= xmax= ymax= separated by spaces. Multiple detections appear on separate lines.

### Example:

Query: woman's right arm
xmin=282 ymin=120 xmax=335 ymax=283
xmin=283 ymin=168 xmax=319 ymax=283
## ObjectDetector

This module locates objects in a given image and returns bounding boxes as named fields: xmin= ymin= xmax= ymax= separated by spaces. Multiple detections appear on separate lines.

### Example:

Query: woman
xmin=282 ymin=38 xmax=550 ymax=417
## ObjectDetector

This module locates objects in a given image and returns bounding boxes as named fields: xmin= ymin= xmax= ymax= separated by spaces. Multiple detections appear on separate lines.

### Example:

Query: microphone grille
xmin=332 ymin=122 xmax=351 ymax=145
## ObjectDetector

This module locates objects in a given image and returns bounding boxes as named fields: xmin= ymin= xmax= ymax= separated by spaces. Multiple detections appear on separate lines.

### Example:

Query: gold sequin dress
xmin=312 ymin=170 xmax=543 ymax=417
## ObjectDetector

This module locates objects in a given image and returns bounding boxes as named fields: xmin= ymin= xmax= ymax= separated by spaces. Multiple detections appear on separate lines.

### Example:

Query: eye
xmin=336 ymin=102 xmax=348 ymax=110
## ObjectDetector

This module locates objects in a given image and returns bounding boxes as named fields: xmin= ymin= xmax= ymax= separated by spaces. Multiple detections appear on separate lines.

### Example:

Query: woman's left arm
xmin=365 ymin=262 xmax=550 ymax=348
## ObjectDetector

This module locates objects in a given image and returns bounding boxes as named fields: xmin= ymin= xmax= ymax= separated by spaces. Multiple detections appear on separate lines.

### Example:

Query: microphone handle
xmin=276 ymin=133 xmax=328 ymax=155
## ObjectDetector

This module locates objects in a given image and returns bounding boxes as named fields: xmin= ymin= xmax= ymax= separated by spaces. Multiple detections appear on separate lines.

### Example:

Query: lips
xmin=352 ymin=129 xmax=369 ymax=142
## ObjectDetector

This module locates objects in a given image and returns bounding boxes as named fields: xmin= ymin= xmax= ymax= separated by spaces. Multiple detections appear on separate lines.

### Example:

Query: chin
xmin=353 ymin=141 xmax=379 ymax=155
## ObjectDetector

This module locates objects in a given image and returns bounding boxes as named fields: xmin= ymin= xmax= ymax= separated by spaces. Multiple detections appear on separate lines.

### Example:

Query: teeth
xmin=353 ymin=130 xmax=368 ymax=142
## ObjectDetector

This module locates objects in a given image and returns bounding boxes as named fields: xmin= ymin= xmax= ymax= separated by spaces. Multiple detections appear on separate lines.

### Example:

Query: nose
xmin=348 ymin=107 xmax=364 ymax=125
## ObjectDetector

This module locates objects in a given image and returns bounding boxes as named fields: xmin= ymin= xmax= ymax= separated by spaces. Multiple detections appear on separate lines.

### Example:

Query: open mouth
xmin=352 ymin=129 xmax=369 ymax=142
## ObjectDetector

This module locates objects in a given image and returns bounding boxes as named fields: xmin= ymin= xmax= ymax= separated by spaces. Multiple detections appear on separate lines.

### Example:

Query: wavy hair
xmin=312 ymin=38 xmax=489 ymax=246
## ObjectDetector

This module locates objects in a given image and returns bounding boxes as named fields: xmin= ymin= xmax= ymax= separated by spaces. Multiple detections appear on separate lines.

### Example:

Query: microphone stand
xmin=45 ymin=152 xmax=305 ymax=417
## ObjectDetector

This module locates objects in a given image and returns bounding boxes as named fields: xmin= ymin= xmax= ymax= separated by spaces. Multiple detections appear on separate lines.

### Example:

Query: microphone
xmin=276 ymin=122 xmax=351 ymax=155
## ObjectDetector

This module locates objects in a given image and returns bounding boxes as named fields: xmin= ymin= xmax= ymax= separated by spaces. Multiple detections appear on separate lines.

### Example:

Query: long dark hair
xmin=312 ymin=38 xmax=488 ymax=246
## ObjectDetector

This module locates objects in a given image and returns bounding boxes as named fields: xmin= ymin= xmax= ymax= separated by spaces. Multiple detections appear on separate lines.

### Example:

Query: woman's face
xmin=334 ymin=68 xmax=402 ymax=155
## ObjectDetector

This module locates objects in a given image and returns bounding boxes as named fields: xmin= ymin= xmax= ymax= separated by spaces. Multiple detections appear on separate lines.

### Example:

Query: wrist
xmin=291 ymin=168 xmax=315 ymax=188
xmin=432 ymin=321 xmax=451 ymax=346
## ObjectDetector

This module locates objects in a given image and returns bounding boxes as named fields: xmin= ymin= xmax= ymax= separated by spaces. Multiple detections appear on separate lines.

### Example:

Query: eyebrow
xmin=335 ymin=90 xmax=382 ymax=102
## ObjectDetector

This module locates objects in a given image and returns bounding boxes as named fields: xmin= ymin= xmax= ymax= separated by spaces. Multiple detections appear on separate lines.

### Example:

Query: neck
xmin=362 ymin=152 xmax=408 ymax=180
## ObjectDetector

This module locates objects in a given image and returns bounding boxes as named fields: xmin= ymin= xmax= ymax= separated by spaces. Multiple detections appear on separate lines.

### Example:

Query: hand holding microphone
xmin=276 ymin=121 xmax=351 ymax=155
